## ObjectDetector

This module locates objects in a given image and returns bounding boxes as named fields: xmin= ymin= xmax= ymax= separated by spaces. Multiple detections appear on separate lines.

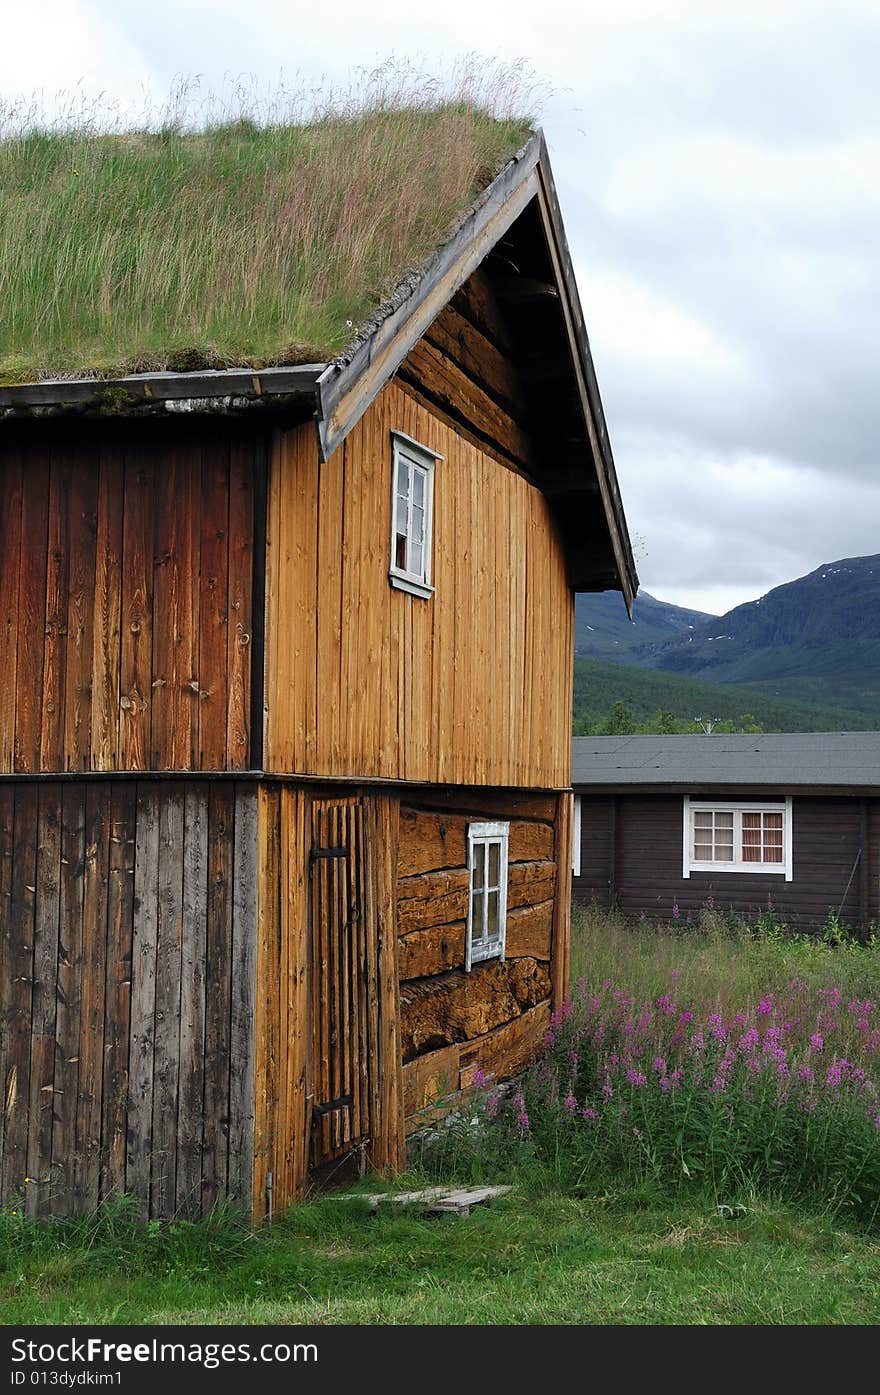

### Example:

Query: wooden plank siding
xmin=0 ymin=423 xmax=262 ymax=775
xmin=0 ymin=778 xmax=257 ymax=1217
xmin=264 ymin=380 xmax=573 ymax=790
xmin=573 ymin=792 xmax=880 ymax=931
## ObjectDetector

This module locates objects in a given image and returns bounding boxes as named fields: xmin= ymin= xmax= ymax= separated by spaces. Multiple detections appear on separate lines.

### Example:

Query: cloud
xmin=2 ymin=0 xmax=876 ymax=614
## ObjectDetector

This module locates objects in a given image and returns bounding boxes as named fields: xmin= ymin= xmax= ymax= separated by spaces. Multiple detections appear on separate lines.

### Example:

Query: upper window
xmin=466 ymin=822 xmax=509 ymax=970
xmin=388 ymin=431 xmax=441 ymax=599
xmin=683 ymin=797 xmax=792 ymax=881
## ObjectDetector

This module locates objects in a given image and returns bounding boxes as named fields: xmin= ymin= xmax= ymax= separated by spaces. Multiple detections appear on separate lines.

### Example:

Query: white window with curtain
xmin=388 ymin=431 xmax=441 ymax=598
xmin=466 ymin=822 xmax=509 ymax=970
xmin=683 ymin=797 xmax=792 ymax=880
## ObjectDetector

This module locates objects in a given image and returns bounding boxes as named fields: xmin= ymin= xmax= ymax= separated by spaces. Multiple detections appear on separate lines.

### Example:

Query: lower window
xmin=466 ymin=822 xmax=509 ymax=970
xmin=683 ymin=797 xmax=792 ymax=880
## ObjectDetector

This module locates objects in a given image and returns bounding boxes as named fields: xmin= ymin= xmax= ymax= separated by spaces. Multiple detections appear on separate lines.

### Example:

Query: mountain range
xmin=575 ymin=554 xmax=880 ymax=724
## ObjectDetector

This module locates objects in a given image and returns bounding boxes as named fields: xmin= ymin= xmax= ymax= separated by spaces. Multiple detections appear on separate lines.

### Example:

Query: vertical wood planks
xmin=74 ymin=782 xmax=110 ymax=1211
xmin=1 ymin=425 xmax=259 ymax=775
xmin=101 ymin=782 xmax=135 ymax=1201
xmin=228 ymin=783 xmax=257 ymax=1209
xmin=50 ymin=783 xmax=85 ymax=1214
xmin=26 ymin=785 xmax=61 ymax=1216
xmin=127 ymin=783 xmax=159 ymax=1216
xmin=2 ymin=784 xmax=38 ymax=1204
xmin=202 ymin=783 xmax=234 ymax=1212
xmin=263 ymin=382 xmax=574 ymax=791
xmin=0 ymin=452 xmax=23 ymax=770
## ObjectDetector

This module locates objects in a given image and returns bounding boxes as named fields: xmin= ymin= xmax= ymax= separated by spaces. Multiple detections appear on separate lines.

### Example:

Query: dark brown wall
xmin=0 ymin=778 xmax=257 ymax=1218
xmin=573 ymin=792 xmax=879 ymax=930
xmin=0 ymin=421 xmax=262 ymax=775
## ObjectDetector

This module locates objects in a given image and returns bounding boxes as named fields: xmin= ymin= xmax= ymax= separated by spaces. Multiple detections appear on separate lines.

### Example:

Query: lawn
xmin=3 ymin=906 xmax=879 ymax=1326
xmin=2 ymin=1189 xmax=879 ymax=1325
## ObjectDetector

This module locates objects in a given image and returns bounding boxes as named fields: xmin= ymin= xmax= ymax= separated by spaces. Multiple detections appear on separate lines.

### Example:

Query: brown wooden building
xmin=0 ymin=132 xmax=636 ymax=1218
xmin=572 ymin=734 xmax=880 ymax=931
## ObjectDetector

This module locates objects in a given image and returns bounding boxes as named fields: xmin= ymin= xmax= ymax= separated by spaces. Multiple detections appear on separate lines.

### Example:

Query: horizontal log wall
xmin=573 ymin=792 xmax=879 ymax=930
xmin=264 ymin=380 xmax=573 ymax=789
xmin=0 ymin=778 xmax=257 ymax=1218
xmin=398 ymin=791 xmax=561 ymax=1129
xmin=0 ymin=422 xmax=260 ymax=774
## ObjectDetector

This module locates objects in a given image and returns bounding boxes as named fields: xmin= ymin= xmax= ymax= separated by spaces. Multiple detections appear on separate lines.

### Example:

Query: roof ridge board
xmin=315 ymin=132 xmax=544 ymax=458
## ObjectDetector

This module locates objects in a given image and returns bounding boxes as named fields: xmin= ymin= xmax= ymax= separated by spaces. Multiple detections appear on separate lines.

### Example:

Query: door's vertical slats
xmin=309 ymin=796 xmax=375 ymax=1171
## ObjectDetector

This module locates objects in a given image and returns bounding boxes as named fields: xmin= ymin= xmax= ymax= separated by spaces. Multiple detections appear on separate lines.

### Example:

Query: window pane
xmin=694 ymin=841 xmax=714 ymax=860
xmin=472 ymin=842 xmax=485 ymax=890
xmin=488 ymin=842 xmax=500 ymax=887
xmin=410 ymin=538 xmax=423 ymax=578
xmin=487 ymin=890 xmax=500 ymax=941
xmin=396 ymin=494 xmax=408 ymax=536
xmin=715 ymin=843 xmax=734 ymax=860
xmin=694 ymin=811 xmax=713 ymax=830
xmin=397 ymin=458 xmax=411 ymax=497
xmin=715 ymin=812 xmax=734 ymax=833
xmin=395 ymin=532 xmax=407 ymax=570
xmin=764 ymin=846 xmax=783 ymax=863
xmin=413 ymin=468 xmax=425 ymax=508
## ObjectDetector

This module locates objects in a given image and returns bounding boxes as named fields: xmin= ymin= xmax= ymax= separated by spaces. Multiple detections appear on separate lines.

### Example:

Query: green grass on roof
xmin=0 ymin=81 xmax=533 ymax=384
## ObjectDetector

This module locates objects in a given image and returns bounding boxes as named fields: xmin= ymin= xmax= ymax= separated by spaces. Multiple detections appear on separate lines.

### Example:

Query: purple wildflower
xmin=563 ymin=1094 xmax=578 ymax=1113
xmin=810 ymin=1033 xmax=824 ymax=1052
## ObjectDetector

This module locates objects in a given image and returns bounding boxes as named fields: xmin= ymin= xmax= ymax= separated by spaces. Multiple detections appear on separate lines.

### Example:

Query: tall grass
xmin=0 ymin=62 xmax=538 ymax=383
xmin=418 ymin=907 xmax=880 ymax=1226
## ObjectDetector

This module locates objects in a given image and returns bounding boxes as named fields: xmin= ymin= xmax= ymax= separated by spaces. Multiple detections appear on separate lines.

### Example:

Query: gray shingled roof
xmin=572 ymin=733 xmax=880 ymax=789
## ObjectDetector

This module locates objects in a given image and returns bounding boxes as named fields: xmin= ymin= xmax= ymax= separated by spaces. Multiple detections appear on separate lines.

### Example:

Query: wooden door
xmin=308 ymin=797 xmax=378 ymax=1172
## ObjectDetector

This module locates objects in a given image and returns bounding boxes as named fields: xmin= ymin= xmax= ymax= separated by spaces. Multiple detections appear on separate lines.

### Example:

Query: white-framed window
xmin=683 ymin=797 xmax=793 ymax=881
xmin=466 ymin=822 xmax=509 ymax=970
xmin=388 ymin=430 xmax=441 ymax=598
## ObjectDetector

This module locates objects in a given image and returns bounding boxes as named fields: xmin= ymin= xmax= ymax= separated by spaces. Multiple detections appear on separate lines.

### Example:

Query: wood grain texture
xmin=264 ymin=379 xmax=574 ymax=790
xmin=0 ymin=778 xmax=258 ymax=1219
xmin=0 ymin=424 xmax=259 ymax=774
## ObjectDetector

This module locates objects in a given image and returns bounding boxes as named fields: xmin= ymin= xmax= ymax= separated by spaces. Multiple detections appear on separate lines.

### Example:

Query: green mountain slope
xmin=573 ymin=657 xmax=877 ymax=734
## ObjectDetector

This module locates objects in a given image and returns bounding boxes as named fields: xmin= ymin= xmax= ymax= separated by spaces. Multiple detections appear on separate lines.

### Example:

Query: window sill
xmin=389 ymin=570 xmax=434 ymax=599
xmin=687 ymin=862 xmax=792 ymax=880
xmin=468 ymin=943 xmax=504 ymax=968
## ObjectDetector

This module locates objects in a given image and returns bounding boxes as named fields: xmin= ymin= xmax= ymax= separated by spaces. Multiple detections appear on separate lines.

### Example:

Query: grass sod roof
xmin=0 ymin=106 xmax=533 ymax=385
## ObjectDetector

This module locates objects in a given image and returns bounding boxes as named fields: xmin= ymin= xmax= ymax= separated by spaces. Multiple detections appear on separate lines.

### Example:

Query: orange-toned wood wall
xmin=0 ymin=424 xmax=258 ymax=774
xmin=264 ymin=382 xmax=574 ymax=789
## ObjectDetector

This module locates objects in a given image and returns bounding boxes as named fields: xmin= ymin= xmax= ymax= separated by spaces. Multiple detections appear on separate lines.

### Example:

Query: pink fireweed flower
xmin=655 ymin=993 xmax=675 ymax=1017
xmin=776 ymin=1061 xmax=790 ymax=1079
xmin=652 ymin=1057 xmax=667 ymax=1075
xmin=798 ymin=1064 xmax=815 ymax=1084
xmin=739 ymin=1027 xmax=759 ymax=1052
xmin=582 ymin=1107 xmax=600 ymax=1121
xmin=746 ymin=1057 xmax=761 ymax=1074
xmin=601 ymin=979 xmax=612 ymax=991
xmin=563 ymin=1094 xmax=578 ymax=1113
xmin=601 ymin=1081 xmax=614 ymax=1102
xmin=757 ymin=996 xmax=774 ymax=1016
xmin=708 ymin=1013 xmax=726 ymax=1041
xmin=810 ymin=1033 xmax=824 ymax=1052
xmin=734 ymin=1013 xmax=747 ymax=1027
xmin=672 ymin=898 xmax=680 ymax=919
xmin=659 ymin=1076 xmax=671 ymax=1094
xmin=471 ymin=1068 xmax=487 ymax=1088
xmin=626 ymin=1069 xmax=647 ymax=1088
xmin=709 ymin=1076 xmax=726 ymax=1094
xmin=678 ymin=1010 xmax=694 ymax=1027
xmin=669 ymin=1068 xmax=684 ymax=1088
xmin=671 ymin=969 xmax=681 ymax=979
xmin=689 ymin=1030 xmax=706 ymax=1053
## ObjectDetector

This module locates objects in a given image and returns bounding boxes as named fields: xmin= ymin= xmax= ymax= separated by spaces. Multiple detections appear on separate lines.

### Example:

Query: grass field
xmin=3 ymin=908 xmax=879 ymax=1326
xmin=2 ymin=1189 xmax=879 ymax=1325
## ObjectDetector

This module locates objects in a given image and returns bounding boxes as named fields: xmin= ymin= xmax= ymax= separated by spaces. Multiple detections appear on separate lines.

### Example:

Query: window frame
xmin=466 ymin=821 xmax=509 ymax=971
xmin=388 ymin=430 xmax=442 ymax=599
xmin=682 ymin=796 xmax=793 ymax=881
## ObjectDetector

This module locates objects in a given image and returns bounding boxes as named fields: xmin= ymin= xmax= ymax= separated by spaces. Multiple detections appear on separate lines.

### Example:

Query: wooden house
xmin=572 ymin=734 xmax=880 ymax=932
xmin=0 ymin=128 xmax=636 ymax=1218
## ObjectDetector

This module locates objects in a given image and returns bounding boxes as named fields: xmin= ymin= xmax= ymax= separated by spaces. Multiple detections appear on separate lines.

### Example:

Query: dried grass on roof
xmin=0 ymin=64 xmax=536 ymax=384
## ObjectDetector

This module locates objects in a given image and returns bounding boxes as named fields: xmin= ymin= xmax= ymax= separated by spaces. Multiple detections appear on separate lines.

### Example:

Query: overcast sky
xmin=3 ymin=0 xmax=878 ymax=616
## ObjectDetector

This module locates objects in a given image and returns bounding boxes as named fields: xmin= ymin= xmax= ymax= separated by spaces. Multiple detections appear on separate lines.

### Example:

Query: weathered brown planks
xmin=0 ymin=424 xmax=260 ymax=775
xmin=399 ymin=958 xmax=550 ymax=1061
xmin=0 ymin=778 xmax=258 ymax=1219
